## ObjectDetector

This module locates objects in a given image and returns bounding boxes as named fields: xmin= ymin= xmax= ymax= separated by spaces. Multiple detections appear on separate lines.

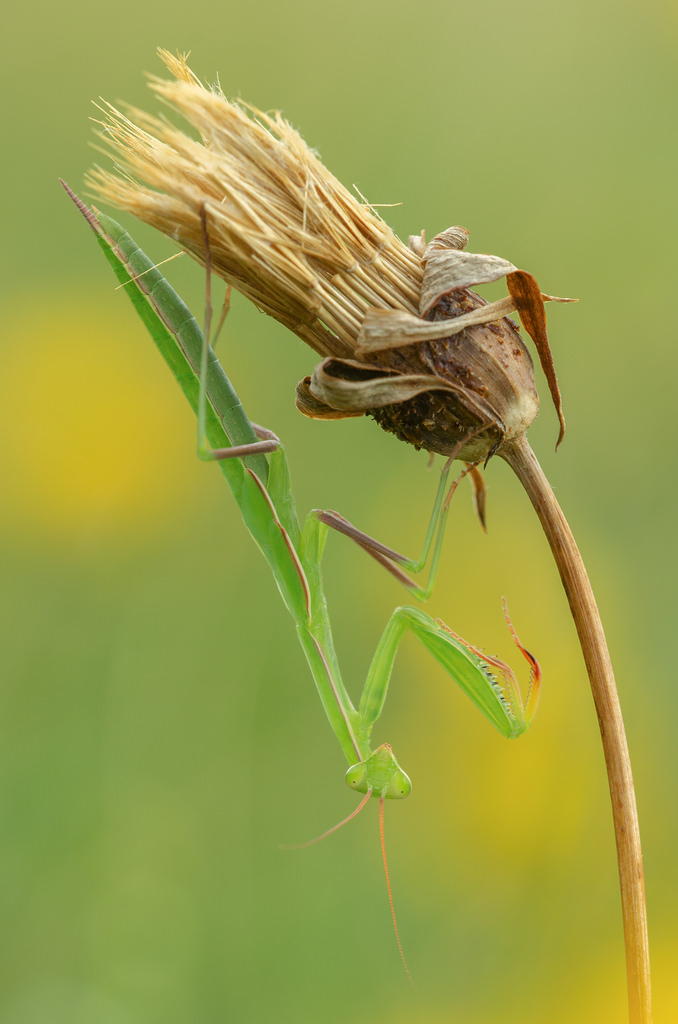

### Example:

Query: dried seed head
xmin=89 ymin=50 xmax=569 ymax=461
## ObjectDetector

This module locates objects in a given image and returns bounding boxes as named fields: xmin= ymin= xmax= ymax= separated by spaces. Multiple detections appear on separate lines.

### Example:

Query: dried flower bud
xmin=303 ymin=231 xmax=546 ymax=460
xmin=89 ymin=50 xmax=570 ymax=462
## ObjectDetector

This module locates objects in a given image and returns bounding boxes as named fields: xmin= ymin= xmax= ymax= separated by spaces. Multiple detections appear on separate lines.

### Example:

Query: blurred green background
xmin=2 ymin=0 xmax=677 ymax=1021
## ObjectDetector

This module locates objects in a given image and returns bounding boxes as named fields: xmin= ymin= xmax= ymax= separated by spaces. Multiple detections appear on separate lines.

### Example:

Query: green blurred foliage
xmin=1 ymin=0 xmax=677 ymax=1020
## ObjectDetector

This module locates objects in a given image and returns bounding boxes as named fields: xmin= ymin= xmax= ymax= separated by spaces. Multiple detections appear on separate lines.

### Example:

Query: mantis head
xmin=345 ymin=743 xmax=412 ymax=800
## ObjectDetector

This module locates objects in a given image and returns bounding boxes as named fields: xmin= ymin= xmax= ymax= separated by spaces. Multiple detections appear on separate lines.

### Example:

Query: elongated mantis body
xmin=64 ymin=184 xmax=541 ymax=974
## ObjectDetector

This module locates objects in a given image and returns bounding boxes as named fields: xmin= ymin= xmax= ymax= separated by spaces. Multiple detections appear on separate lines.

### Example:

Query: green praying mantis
xmin=63 ymin=183 xmax=542 ymax=977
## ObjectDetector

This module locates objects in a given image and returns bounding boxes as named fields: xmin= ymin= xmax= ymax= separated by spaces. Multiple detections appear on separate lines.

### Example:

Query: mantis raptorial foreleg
xmin=356 ymin=603 xmax=541 ymax=748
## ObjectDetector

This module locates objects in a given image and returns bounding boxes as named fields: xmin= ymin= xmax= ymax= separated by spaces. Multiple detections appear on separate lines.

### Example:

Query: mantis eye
xmin=386 ymin=768 xmax=412 ymax=800
xmin=345 ymin=762 xmax=368 ymax=792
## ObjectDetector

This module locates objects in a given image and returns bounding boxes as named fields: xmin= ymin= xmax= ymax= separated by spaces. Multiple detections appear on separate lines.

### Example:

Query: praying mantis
xmin=64 ymin=183 xmax=541 ymax=974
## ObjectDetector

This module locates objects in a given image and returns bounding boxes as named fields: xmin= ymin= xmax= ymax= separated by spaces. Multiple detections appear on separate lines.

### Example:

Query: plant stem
xmin=500 ymin=434 xmax=651 ymax=1024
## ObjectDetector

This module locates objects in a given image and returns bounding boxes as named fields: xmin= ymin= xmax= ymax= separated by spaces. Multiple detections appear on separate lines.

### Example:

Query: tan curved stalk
xmin=501 ymin=433 xmax=651 ymax=1024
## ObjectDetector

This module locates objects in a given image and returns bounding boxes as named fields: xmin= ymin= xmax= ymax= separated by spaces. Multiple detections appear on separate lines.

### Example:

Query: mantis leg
xmin=316 ymin=459 xmax=477 ymax=601
xmin=195 ymin=207 xmax=280 ymax=464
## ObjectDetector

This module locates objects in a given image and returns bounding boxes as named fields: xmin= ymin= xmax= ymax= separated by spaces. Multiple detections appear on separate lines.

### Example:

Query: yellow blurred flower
xmin=0 ymin=299 xmax=201 ymax=547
